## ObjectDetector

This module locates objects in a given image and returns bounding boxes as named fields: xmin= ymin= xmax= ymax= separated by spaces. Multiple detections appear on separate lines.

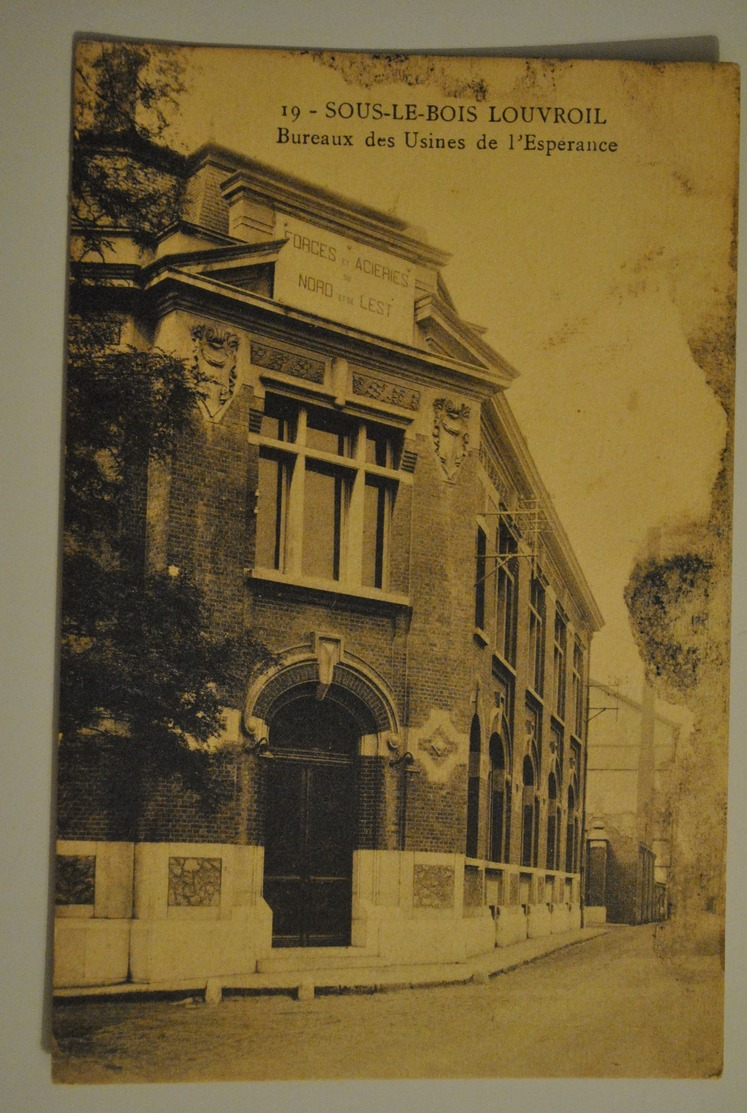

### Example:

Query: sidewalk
xmin=54 ymin=925 xmax=609 ymax=1001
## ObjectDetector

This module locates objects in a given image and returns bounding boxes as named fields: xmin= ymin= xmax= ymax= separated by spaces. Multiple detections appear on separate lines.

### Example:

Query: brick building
xmin=55 ymin=142 xmax=603 ymax=988
xmin=584 ymin=682 xmax=679 ymax=925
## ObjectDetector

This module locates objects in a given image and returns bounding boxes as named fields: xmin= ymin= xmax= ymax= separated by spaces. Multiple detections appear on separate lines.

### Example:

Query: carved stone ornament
xmin=250 ymin=342 xmax=325 ymax=384
xmin=352 ymin=370 xmax=420 ymax=411
xmin=420 ymin=723 xmax=458 ymax=764
xmin=192 ymin=324 xmax=239 ymax=418
xmin=433 ymin=398 xmax=471 ymax=481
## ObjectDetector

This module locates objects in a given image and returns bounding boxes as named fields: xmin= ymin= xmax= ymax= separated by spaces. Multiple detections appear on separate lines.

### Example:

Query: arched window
xmin=546 ymin=771 xmax=560 ymax=870
xmin=521 ymin=754 xmax=539 ymax=867
xmin=489 ymin=733 xmax=512 ymax=863
xmin=466 ymin=715 xmax=481 ymax=858
xmin=566 ymin=784 xmax=579 ymax=873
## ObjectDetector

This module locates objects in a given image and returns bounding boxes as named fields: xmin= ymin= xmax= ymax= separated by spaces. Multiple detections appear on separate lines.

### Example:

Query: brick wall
xmin=136 ymin=752 xmax=241 ymax=844
xmin=57 ymin=741 xmax=136 ymax=842
xmin=167 ymin=386 xmax=251 ymax=654
xmin=401 ymin=429 xmax=480 ymax=853
xmin=57 ymin=741 xmax=246 ymax=845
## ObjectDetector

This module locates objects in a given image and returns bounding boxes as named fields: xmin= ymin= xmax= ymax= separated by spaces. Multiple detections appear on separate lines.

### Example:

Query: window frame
xmin=495 ymin=519 xmax=519 ymax=665
xmin=474 ymin=527 xmax=488 ymax=631
xmin=528 ymin=575 xmax=546 ymax=697
xmin=553 ymin=608 xmax=567 ymax=721
xmin=572 ymin=637 xmax=585 ymax=739
xmin=252 ymin=393 xmax=403 ymax=595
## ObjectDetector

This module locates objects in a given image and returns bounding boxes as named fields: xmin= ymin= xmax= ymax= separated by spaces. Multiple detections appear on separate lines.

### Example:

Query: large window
xmin=521 ymin=754 xmax=539 ymax=868
xmin=566 ymin=784 xmax=579 ymax=873
xmin=572 ymin=638 xmax=585 ymax=739
xmin=552 ymin=608 xmax=567 ymax=720
xmin=495 ymin=521 xmax=518 ymax=664
xmin=546 ymin=770 xmax=560 ymax=870
xmin=254 ymin=395 xmax=401 ymax=590
xmin=488 ymin=733 xmax=512 ymax=863
xmin=466 ymin=716 xmax=482 ymax=858
xmin=474 ymin=528 xmax=487 ymax=630
xmin=528 ymin=575 xmax=546 ymax=695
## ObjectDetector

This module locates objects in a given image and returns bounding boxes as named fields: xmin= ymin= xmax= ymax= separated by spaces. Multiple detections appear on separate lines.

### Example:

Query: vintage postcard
xmin=52 ymin=41 xmax=738 ymax=1082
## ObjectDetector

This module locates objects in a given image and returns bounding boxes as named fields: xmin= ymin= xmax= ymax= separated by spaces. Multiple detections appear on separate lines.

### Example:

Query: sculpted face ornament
xmin=433 ymin=398 xmax=471 ymax=481
xmin=192 ymin=324 xmax=239 ymax=418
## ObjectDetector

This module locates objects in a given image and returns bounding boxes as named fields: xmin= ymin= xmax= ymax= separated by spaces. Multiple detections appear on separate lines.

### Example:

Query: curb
xmin=53 ymin=927 xmax=610 ymax=1004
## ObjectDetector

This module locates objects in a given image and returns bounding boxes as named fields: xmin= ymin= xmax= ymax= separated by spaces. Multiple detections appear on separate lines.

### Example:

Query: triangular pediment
xmin=153 ymin=238 xmax=280 ymax=278
xmin=415 ymin=293 xmax=516 ymax=381
xmin=154 ymin=239 xmax=286 ymax=295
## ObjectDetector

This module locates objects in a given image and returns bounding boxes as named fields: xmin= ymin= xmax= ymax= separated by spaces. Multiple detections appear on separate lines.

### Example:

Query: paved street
xmin=52 ymin=925 xmax=723 ymax=1083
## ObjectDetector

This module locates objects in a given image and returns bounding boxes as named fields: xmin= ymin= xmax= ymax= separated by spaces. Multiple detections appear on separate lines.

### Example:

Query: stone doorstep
xmin=53 ymin=927 xmax=609 ymax=1000
xmin=257 ymin=946 xmax=378 ymax=973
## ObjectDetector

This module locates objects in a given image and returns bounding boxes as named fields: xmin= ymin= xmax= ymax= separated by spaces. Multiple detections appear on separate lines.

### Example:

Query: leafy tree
xmin=74 ymin=39 xmax=185 ymax=143
xmin=60 ymin=319 xmax=267 ymax=782
xmin=61 ymin=45 xmax=269 ymax=792
xmin=71 ymin=40 xmax=187 ymax=259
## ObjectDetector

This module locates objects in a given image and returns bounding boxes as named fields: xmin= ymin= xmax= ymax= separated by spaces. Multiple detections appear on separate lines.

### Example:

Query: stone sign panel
xmin=273 ymin=216 xmax=415 ymax=345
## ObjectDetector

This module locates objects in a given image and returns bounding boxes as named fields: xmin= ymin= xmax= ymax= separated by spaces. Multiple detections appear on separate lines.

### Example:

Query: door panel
xmin=264 ymin=760 xmax=304 ymax=878
xmin=264 ymin=754 xmax=355 ymax=947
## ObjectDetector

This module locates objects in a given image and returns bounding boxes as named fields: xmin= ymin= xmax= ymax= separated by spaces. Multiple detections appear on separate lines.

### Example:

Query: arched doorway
xmin=263 ymin=693 xmax=360 ymax=947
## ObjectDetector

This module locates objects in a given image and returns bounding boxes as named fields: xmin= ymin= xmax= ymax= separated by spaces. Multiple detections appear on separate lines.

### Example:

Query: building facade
xmin=55 ymin=142 xmax=603 ymax=988
xmin=584 ymin=682 xmax=679 ymax=925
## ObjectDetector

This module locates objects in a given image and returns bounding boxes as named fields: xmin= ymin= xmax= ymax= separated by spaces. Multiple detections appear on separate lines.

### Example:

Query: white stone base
xmin=54 ymin=919 xmax=131 ymax=987
xmin=494 ymin=905 xmax=528 ymax=947
xmin=129 ymin=901 xmax=272 ymax=983
xmin=54 ymin=842 xmax=586 ymax=988
xmin=462 ymin=912 xmax=496 ymax=958
xmin=550 ymin=902 xmax=574 ymax=934
xmin=526 ymin=902 xmax=553 ymax=939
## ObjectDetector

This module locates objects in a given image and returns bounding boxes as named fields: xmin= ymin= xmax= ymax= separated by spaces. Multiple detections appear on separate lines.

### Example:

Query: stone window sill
xmin=246 ymin=566 xmax=411 ymax=609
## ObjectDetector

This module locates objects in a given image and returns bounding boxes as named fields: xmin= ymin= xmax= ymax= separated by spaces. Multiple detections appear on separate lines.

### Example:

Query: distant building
xmin=584 ymin=682 xmax=679 ymax=925
xmin=55 ymin=140 xmax=603 ymax=989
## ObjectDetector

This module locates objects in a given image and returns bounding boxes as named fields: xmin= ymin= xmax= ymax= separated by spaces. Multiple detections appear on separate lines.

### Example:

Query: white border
xmin=2 ymin=1 xmax=745 ymax=1110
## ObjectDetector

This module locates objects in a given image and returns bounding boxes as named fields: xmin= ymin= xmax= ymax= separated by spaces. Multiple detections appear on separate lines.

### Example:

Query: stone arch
xmin=244 ymin=645 xmax=400 ymax=753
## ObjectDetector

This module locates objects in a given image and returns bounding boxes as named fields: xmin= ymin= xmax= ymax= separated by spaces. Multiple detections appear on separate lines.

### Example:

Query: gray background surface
xmin=2 ymin=1 xmax=745 ymax=1110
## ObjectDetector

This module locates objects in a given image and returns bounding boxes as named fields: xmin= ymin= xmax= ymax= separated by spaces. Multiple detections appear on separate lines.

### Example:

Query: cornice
xmin=142 ymin=267 xmax=513 ymax=397
xmin=483 ymin=393 xmax=605 ymax=633
xmin=149 ymin=240 xmax=287 ymax=274
xmin=416 ymin=294 xmax=519 ymax=383
xmin=185 ymin=145 xmax=449 ymax=269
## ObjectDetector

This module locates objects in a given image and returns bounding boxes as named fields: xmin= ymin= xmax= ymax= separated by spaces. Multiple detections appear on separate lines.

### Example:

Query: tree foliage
xmin=71 ymin=41 xmax=187 ymax=258
xmin=74 ymin=40 xmax=186 ymax=143
xmin=61 ymin=318 xmax=258 ymax=765
xmin=61 ymin=45 xmax=268 ymax=774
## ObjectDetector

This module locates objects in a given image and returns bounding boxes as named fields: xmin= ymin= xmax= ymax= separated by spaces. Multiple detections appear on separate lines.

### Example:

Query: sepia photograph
xmin=48 ymin=38 xmax=738 ymax=1085
xmin=2 ymin=4 xmax=747 ymax=1109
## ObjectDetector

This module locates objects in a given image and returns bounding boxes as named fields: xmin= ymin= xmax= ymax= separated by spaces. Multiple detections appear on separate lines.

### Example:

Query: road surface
xmin=52 ymin=924 xmax=723 ymax=1082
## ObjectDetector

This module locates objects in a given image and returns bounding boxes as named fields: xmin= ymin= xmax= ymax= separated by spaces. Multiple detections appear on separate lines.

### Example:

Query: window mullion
xmin=346 ymin=421 xmax=366 ymax=586
xmin=286 ymin=407 xmax=306 ymax=576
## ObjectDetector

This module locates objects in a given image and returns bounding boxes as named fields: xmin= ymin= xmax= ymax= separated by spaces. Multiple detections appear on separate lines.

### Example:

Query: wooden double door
xmin=263 ymin=697 xmax=358 ymax=948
